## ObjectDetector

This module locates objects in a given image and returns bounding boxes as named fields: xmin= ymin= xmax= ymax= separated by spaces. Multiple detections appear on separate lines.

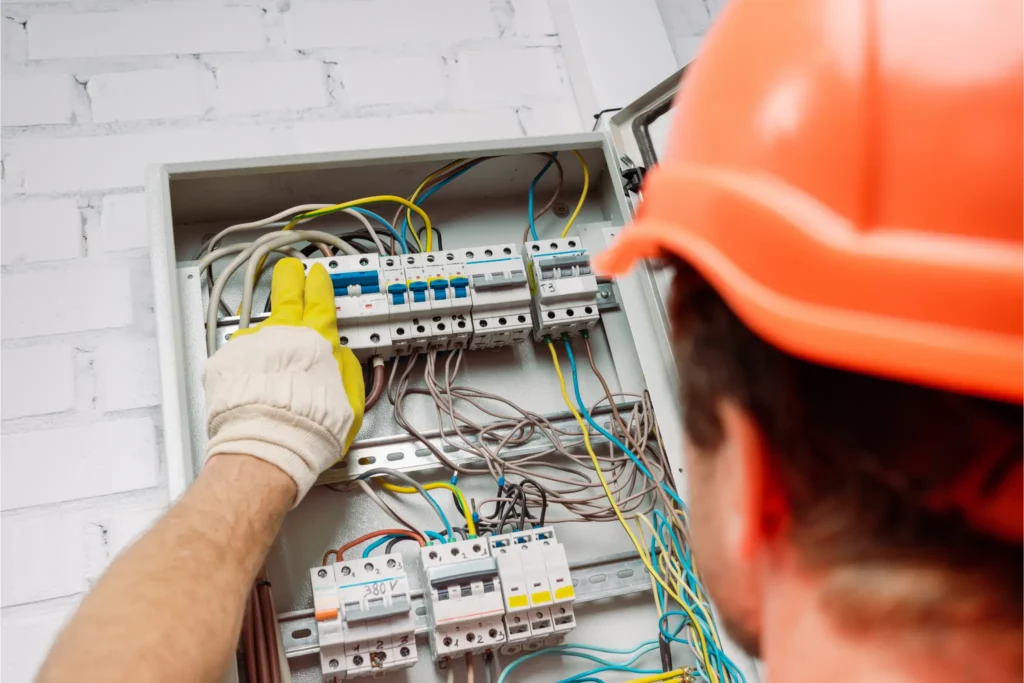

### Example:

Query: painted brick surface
xmin=2 ymin=72 xmax=77 ymax=126
xmin=0 ymin=345 xmax=75 ymax=419
xmin=1 ymin=199 xmax=83 ymax=264
xmin=87 ymin=68 xmax=210 ymax=123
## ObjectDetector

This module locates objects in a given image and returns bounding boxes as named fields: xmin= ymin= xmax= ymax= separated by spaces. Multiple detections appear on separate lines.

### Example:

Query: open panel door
xmin=604 ymin=66 xmax=768 ymax=683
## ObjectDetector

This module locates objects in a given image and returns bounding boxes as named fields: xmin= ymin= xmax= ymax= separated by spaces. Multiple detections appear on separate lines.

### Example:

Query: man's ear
xmin=716 ymin=400 xmax=789 ymax=561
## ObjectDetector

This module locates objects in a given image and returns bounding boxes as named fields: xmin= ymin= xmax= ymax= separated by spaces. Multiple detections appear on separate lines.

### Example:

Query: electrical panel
xmin=419 ymin=538 xmax=508 ymax=662
xmin=489 ymin=527 xmax=576 ymax=654
xmin=524 ymin=237 xmax=600 ymax=341
xmin=310 ymin=554 xmax=418 ymax=680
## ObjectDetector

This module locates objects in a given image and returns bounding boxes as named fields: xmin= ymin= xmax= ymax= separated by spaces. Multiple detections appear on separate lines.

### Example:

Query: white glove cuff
xmin=206 ymin=404 xmax=337 ymax=504
xmin=203 ymin=326 xmax=353 ymax=506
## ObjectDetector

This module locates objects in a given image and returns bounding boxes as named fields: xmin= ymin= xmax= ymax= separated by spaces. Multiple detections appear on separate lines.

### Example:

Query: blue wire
xmin=356 ymin=473 xmax=453 ymax=539
xmin=528 ymin=153 xmax=557 ymax=241
xmin=399 ymin=161 xmax=484 ymax=249
xmin=496 ymin=641 xmax=659 ymax=683
xmin=361 ymin=535 xmax=398 ymax=558
xmin=562 ymin=337 xmax=688 ymax=512
xmin=424 ymin=530 xmax=447 ymax=544
xmin=347 ymin=206 xmax=408 ymax=254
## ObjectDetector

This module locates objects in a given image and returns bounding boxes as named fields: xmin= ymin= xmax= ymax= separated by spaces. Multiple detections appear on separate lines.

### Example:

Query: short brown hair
xmin=668 ymin=261 xmax=1022 ymax=626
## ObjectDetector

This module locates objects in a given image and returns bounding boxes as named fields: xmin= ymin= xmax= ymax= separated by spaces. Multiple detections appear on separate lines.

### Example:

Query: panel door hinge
xmin=620 ymin=159 xmax=646 ymax=195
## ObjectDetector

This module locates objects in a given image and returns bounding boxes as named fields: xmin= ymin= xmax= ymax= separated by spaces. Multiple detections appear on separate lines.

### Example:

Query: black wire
xmin=384 ymin=535 xmax=421 ymax=553
xmin=417 ymin=225 xmax=442 ymax=251
xmin=497 ymin=484 xmax=529 ymax=534
xmin=518 ymin=477 xmax=548 ymax=527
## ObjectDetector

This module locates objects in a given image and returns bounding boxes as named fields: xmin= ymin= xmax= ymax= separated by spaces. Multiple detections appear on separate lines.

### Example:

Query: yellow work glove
xmin=203 ymin=258 xmax=364 ymax=505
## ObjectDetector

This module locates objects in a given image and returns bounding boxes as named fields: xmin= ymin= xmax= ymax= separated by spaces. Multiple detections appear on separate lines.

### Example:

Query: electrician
xmin=37 ymin=1 xmax=1021 ymax=682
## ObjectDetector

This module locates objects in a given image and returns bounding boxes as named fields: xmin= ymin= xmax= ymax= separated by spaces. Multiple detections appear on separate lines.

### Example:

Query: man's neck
xmin=761 ymin=565 xmax=1022 ymax=683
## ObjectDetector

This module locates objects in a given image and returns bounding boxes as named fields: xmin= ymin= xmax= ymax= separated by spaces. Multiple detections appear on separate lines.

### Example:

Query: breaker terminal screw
xmin=317 ymin=569 xmax=327 ymax=578
xmin=352 ymin=655 xmax=363 ymax=666
xmin=328 ymin=659 xmax=339 ymax=669
xmin=340 ymin=566 xmax=352 ymax=576
xmin=387 ymin=558 xmax=397 ymax=568
xmin=443 ymin=637 xmax=453 ymax=646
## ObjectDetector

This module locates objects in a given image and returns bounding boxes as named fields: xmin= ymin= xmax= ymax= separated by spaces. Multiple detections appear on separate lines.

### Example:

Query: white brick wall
xmin=1 ymin=345 xmax=75 ymax=419
xmin=213 ymin=60 xmax=329 ymax=115
xmin=88 ymin=67 xmax=210 ymax=123
xmin=1 ymin=0 xmax=586 ymax=679
xmin=1 ymin=199 xmax=83 ymax=264
xmin=2 ymin=72 xmax=77 ymax=126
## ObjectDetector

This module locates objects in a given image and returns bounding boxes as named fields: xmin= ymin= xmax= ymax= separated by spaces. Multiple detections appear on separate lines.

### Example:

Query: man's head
xmin=667 ymin=260 xmax=1022 ymax=655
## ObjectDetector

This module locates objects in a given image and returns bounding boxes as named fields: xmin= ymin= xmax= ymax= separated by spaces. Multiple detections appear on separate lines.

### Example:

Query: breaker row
xmin=309 ymin=527 xmax=576 ymax=680
xmin=300 ymin=237 xmax=600 ymax=360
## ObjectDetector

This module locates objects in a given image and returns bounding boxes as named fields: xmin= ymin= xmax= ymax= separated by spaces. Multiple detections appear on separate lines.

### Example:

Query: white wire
xmin=238 ymin=231 xmax=354 ymax=329
xmin=205 ymin=229 xmax=349 ymax=355
xmin=341 ymin=208 xmax=386 ymax=254
xmin=201 ymin=204 xmax=333 ymax=257
xmin=201 ymin=205 xmax=386 ymax=257
xmin=198 ymin=243 xmax=304 ymax=273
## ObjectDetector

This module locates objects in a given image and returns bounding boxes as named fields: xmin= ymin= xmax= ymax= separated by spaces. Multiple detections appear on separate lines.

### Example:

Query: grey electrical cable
xmin=237 ymin=230 xmax=354 ymax=329
xmin=205 ymin=229 xmax=353 ymax=354
xmin=357 ymin=467 xmax=452 ymax=533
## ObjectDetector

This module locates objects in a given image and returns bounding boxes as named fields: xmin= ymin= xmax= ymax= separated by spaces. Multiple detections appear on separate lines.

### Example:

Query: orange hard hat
xmin=597 ymin=0 xmax=1023 ymax=404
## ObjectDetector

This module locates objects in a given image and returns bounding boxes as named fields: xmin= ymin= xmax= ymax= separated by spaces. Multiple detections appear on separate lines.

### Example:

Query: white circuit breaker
xmin=310 ymin=554 xmax=418 ymax=680
xmin=463 ymin=244 xmax=533 ymax=349
xmin=305 ymin=254 xmax=393 ymax=362
xmin=489 ymin=527 xmax=576 ymax=654
xmin=523 ymin=237 xmax=600 ymax=341
xmin=419 ymin=538 xmax=507 ymax=662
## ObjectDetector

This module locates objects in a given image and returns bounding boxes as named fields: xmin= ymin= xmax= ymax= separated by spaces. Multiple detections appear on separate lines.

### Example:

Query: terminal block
xmin=489 ymin=527 xmax=576 ymax=654
xmin=420 ymin=538 xmax=507 ymax=662
xmin=309 ymin=554 xmax=418 ymax=680
xmin=308 ymin=255 xmax=392 ymax=361
xmin=524 ymin=237 xmax=600 ymax=341
xmin=464 ymin=244 xmax=533 ymax=349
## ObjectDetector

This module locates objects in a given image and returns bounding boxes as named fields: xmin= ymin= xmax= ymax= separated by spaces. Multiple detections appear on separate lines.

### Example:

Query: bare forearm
xmin=38 ymin=455 xmax=296 ymax=683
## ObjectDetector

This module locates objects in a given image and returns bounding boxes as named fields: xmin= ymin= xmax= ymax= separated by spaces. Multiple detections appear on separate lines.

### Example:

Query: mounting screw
xmin=340 ymin=566 xmax=352 ymax=576
xmin=328 ymin=658 xmax=339 ymax=669
xmin=352 ymin=655 xmax=363 ymax=666
xmin=600 ymin=289 xmax=610 ymax=299
xmin=317 ymin=569 xmax=327 ymax=578
xmin=554 ymin=203 xmax=569 ymax=217
xmin=387 ymin=558 xmax=397 ymax=568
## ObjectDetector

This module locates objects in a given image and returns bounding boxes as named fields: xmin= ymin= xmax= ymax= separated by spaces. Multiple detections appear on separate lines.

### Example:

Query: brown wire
xmin=250 ymin=585 xmax=270 ymax=683
xmin=323 ymin=528 xmax=427 ymax=565
xmin=365 ymin=363 xmax=386 ymax=412
xmin=257 ymin=570 xmax=283 ymax=683
xmin=242 ymin=594 xmax=257 ymax=682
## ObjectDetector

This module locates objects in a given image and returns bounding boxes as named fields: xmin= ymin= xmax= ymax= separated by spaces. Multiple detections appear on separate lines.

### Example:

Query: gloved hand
xmin=203 ymin=258 xmax=364 ymax=505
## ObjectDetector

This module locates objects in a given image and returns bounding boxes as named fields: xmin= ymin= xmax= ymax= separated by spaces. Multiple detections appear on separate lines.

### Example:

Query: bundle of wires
xmin=385 ymin=348 xmax=672 ymax=526
xmin=495 ymin=639 xmax=694 ymax=683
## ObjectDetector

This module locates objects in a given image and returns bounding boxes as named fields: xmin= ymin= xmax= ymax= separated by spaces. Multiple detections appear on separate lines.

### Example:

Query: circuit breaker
xmin=464 ymin=244 xmax=533 ymax=349
xmin=419 ymin=538 xmax=507 ymax=662
xmin=524 ymin=237 xmax=600 ymax=340
xmin=310 ymin=554 xmax=418 ymax=680
xmin=489 ymin=528 xmax=576 ymax=654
